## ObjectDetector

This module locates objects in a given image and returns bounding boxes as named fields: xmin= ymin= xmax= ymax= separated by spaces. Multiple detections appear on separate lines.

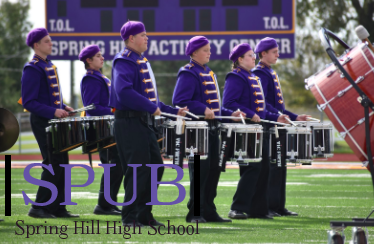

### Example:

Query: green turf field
xmin=0 ymin=167 xmax=373 ymax=243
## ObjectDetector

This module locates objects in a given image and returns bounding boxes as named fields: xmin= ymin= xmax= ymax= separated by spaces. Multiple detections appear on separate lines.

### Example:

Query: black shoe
xmin=147 ymin=220 xmax=165 ymax=226
xmin=54 ymin=211 xmax=79 ymax=218
xmin=228 ymin=210 xmax=248 ymax=219
xmin=113 ymin=206 xmax=121 ymax=212
xmin=188 ymin=217 xmax=207 ymax=223
xmin=28 ymin=208 xmax=56 ymax=218
xmin=93 ymin=205 xmax=121 ymax=215
xmin=269 ymin=210 xmax=282 ymax=217
xmin=206 ymin=216 xmax=232 ymax=223
xmin=122 ymin=221 xmax=144 ymax=227
xmin=279 ymin=209 xmax=298 ymax=216
xmin=249 ymin=214 xmax=273 ymax=219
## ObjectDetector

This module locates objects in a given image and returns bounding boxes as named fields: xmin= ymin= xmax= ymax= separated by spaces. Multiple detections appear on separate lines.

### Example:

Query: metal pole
xmin=70 ymin=61 xmax=77 ymax=109
xmin=18 ymin=113 xmax=21 ymax=154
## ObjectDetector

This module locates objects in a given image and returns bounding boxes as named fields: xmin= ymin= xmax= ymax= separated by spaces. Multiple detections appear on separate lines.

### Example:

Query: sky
xmin=27 ymin=0 xmax=85 ymax=104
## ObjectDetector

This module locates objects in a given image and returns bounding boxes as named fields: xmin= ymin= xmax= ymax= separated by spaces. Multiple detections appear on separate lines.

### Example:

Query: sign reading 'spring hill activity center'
xmin=46 ymin=0 xmax=295 ymax=60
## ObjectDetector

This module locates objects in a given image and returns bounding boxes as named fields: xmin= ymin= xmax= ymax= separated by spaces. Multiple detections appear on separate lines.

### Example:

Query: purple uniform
xmin=222 ymin=66 xmax=279 ymax=121
xmin=252 ymin=61 xmax=297 ymax=120
xmin=172 ymin=59 xmax=233 ymax=117
xmin=80 ymin=69 xmax=112 ymax=116
xmin=109 ymin=47 xmax=177 ymax=115
xmin=21 ymin=54 xmax=66 ymax=119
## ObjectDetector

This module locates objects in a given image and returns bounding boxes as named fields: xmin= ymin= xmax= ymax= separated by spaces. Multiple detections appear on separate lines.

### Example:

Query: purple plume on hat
xmin=26 ymin=28 xmax=49 ymax=47
xmin=254 ymin=37 xmax=278 ymax=54
xmin=120 ymin=21 xmax=146 ymax=41
xmin=185 ymin=36 xmax=209 ymax=55
xmin=229 ymin=43 xmax=252 ymax=63
xmin=78 ymin=44 xmax=100 ymax=62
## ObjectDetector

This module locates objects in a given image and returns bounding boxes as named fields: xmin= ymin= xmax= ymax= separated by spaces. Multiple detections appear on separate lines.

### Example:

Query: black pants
xmin=30 ymin=113 xmax=69 ymax=214
xmin=97 ymin=146 xmax=124 ymax=209
xmin=114 ymin=117 xmax=164 ymax=224
xmin=186 ymin=128 xmax=221 ymax=221
xmin=230 ymin=129 xmax=270 ymax=216
xmin=268 ymin=129 xmax=287 ymax=212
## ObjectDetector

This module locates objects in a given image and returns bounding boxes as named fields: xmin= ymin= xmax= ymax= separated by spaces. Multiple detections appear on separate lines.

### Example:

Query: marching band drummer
xmin=20 ymin=28 xmax=79 ymax=218
xmin=222 ymin=43 xmax=289 ymax=220
xmin=172 ymin=36 xmax=244 ymax=223
xmin=109 ymin=21 xmax=188 ymax=227
xmin=78 ymin=44 xmax=124 ymax=216
xmin=252 ymin=37 xmax=310 ymax=217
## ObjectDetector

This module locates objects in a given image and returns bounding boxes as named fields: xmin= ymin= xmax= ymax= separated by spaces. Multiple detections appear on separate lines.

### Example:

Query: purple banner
xmin=47 ymin=0 xmax=295 ymax=60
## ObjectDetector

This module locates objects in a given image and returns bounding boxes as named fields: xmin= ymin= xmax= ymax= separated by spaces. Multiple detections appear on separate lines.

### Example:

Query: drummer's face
xmin=262 ymin=47 xmax=279 ymax=65
xmin=239 ymin=50 xmax=256 ymax=70
xmin=87 ymin=52 xmax=104 ymax=71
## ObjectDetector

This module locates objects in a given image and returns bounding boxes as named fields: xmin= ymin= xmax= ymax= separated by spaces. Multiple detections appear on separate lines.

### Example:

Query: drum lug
xmin=357 ymin=118 xmax=365 ymax=125
xmin=85 ymin=123 xmax=90 ymax=130
xmin=362 ymin=161 xmax=369 ymax=167
xmin=340 ymin=73 xmax=345 ymax=79
xmin=68 ymin=123 xmax=71 ymax=130
xmin=341 ymin=56 xmax=352 ymax=66
xmin=317 ymin=104 xmax=326 ymax=111
xmin=54 ymin=124 xmax=58 ymax=132
xmin=337 ymin=90 xmax=345 ymax=97
xmin=356 ymin=76 xmax=365 ymax=84
xmin=326 ymin=69 xmax=335 ymax=77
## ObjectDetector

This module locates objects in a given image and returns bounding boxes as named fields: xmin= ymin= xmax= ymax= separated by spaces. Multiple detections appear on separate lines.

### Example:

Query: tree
xmin=0 ymin=0 xmax=32 ymax=113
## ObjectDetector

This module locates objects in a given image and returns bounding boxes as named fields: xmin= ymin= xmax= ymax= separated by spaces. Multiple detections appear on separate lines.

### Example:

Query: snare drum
xmin=221 ymin=123 xmax=263 ymax=165
xmin=97 ymin=116 xmax=116 ymax=151
xmin=185 ymin=121 xmax=209 ymax=160
xmin=49 ymin=117 xmax=86 ymax=153
xmin=309 ymin=122 xmax=334 ymax=158
xmin=154 ymin=116 xmax=166 ymax=153
xmin=161 ymin=120 xmax=209 ymax=160
xmin=270 ymin=126 xmax=312 ymax=164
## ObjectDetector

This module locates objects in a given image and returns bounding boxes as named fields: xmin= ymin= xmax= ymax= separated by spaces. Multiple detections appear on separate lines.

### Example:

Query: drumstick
xmin=175 ymin=105 xmax=200 ymax=119
xmin=307 ymin=117 xmax=320 ymax=122
xmin=196 ymin=115 xmax=288 ymax=126
xmin=68 ymin=103 xmax=96 ymax=114
xmin=237 ymin=109 xmax=246 ymax=125
xmin=278 ymin=111 xmax=297 ymax=127
xmin=160 ymin=112 xmax=191 ymax=120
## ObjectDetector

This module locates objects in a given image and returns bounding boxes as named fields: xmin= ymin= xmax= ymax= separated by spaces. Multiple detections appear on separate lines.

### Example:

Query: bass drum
xmin=305 ymin=43 xmax=374 ymax=165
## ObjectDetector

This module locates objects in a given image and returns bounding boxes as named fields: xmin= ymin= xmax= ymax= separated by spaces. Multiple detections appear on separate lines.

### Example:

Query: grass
xmin=0 ymin=167 xmax=373 ymax=243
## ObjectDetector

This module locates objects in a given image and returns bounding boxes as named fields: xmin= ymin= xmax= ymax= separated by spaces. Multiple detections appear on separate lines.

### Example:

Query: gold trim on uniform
xmin=191 ymin=59 xmax=206 ymax=70
xmin=256 ymin=107 xmax=264 ymax=112
xmin=251 ymin=84 xmax=260 ymax=88
xmin=54 ymin=100 xmax=61 ymax=105
xmin=149 ymin=97 xmax=157 ymax=102
xmin=52 ymin=92 xmax=59 ymax=97
xmin=277 ymin=92 xmax=282 ymax=97
xmin=278 ymin=100 xmax=284 ymax=104
xmin=202 ymin=81 xmax=215 ymax=85
xmin=211 ymin=108 xmax=220 ymax=112
xmin=50 ymin=83 xmax=58 ymax=88
xmin=45 ymin=67 xmax=54 ymax=71
xmin=199 ymin=72 xmax=211 ymax=77
xmin=253 ymin=91 xmax=262 ymax=96
xmin=255 ymin=99 xmax=264 ymax=104
xmin=206 ymin=99 xmax=219 ymax=104
xmin=143 ymin=78 xmax=152 ymax=83
xmin=204 ymin=89 xmax=217 ymax=95
xmin=137 ymin=59 xmax=146 ymax=65
xmin=140 ymin=69 xmax=149 ymax=73
xmin=145 ymin=88 xmax=154 ymax=94
xmin=48 ymin=75 xmax=56 ymax=79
